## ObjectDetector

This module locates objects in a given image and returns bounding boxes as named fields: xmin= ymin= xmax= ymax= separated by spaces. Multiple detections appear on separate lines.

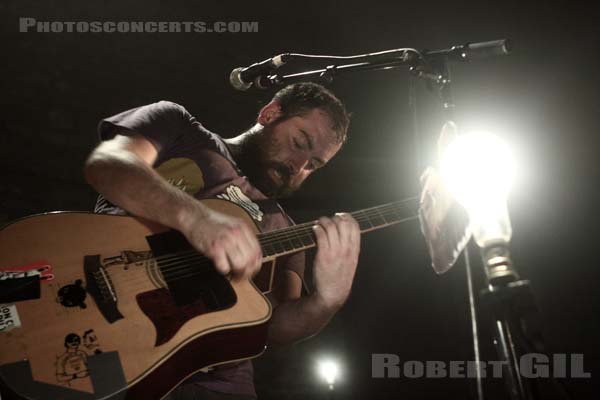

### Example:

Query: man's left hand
xmin=312 ymin=213 xmax=361 ymax=311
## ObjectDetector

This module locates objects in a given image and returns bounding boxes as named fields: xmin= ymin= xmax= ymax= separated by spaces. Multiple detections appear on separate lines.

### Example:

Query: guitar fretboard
xmin=257 ymin=197 xmax=420 ymax=259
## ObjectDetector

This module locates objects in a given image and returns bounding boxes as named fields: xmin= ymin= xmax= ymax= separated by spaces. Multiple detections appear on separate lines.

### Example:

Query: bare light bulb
xmin=440 ymin=131 xmax=515 ymax=248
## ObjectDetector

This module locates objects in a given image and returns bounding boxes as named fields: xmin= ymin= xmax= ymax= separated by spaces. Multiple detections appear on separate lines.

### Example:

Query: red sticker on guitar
xmin=0 ymin=260 xmax=54 ymax=283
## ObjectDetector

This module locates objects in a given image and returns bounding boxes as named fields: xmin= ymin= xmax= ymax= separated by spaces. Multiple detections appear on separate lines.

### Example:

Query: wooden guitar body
xmin=0 ymin=199 xmax=273 ymax=400
xmin=0 ymin=195 xmax=418 ymax=400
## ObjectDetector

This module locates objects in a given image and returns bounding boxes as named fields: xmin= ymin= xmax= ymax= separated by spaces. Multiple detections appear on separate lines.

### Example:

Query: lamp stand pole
xmin=411 ymin=59 xmax=545 ymax=400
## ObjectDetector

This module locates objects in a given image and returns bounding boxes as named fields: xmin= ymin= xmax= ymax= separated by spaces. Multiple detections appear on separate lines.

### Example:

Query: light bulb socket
xmin=481 ymin=241 xmax=519 ymax=286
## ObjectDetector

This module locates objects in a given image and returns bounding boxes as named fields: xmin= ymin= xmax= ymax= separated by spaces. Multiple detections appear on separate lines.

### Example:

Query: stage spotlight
xmin=317 ymin=359 xmax=339 ymax=390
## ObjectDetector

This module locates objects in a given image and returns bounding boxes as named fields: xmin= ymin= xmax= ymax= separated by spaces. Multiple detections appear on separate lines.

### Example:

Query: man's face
xmin=245 ymin=107 xmax=342 ymax=198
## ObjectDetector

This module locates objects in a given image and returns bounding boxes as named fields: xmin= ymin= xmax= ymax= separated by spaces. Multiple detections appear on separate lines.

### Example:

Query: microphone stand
xmin=408 ymin=58 xmax=485 ymax=400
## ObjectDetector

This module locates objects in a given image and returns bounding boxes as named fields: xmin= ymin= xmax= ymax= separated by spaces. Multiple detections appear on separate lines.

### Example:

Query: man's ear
xmin=257 ymin=101 xmax=282 ymax=125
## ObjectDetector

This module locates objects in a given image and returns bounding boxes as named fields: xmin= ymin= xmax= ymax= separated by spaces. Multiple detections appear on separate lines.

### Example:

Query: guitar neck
xmin=258 ymin=196 xmax=420 ymax=260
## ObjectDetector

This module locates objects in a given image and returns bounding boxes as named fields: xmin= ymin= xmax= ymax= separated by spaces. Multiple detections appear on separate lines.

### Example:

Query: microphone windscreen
xmin=229 ymin=67 xmax=252 ymax=91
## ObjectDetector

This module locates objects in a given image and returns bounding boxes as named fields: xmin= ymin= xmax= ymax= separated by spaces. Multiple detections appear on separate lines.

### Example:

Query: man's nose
xmin=289 ymin=155 xmax=309 ymax=176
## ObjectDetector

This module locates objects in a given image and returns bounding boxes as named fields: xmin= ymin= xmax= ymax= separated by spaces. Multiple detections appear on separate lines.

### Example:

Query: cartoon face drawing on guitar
xmin=83 ymin=329 xmax=103 ymax=354
xmin=55 ymin=333 xmax=90 ymax=385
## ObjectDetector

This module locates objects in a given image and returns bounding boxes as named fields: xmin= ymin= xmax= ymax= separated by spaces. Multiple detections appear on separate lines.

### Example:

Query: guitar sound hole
xmin=145 ymin=230 xmax=237 ymax=308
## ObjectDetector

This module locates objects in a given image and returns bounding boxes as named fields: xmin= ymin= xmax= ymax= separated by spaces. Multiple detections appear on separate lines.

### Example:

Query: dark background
xmin=1 ymin=1 xmax=599 ymax=399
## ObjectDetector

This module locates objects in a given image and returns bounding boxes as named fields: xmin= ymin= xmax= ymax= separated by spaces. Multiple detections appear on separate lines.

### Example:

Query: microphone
xmin=229 ymin=54 xmax=290 ymax=91
xmin=423 ymin=39 xmax=512 ymax=62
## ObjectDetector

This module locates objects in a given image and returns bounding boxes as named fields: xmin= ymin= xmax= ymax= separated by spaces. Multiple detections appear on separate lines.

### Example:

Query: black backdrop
xmin=1 ymin=1 xmax=599 ymax=399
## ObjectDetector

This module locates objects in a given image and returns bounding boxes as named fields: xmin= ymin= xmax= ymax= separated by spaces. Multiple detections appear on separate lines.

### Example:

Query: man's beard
xmin=234 ymin=126 xmax=299 ymax=199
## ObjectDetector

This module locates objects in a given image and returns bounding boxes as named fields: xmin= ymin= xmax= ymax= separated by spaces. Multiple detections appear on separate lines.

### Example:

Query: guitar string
xmin=117 ymin=197 xmax=418 ymax=267
xmin=95 ymin=214 xmax=419 ymax=299
xmin=98 ymin=198 xmax=417 ymax=277
xmin=99 ymin=214 xmax=419 ymax=300
xmin=94 ymin=199 xmax=418 ymax=294
xmin=93 ymin=201 xmax=417 ymax=296
xmin=167 ymin=198 xmax=416 ymax=263
xmin=95 ymin=201 xmax=413 ymax=294
xmin=133 ymin=199 xmax=416 ymax=274
xmin=159 ymin=216 xmax=418 ymax=287
xmin=95 ymin=201 xmax=418 ymax=296
xmin=173 ymin=197 xmax=417 ymax=262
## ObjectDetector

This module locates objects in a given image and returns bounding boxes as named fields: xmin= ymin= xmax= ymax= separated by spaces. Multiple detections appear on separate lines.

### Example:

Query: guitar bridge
xmin=96 ymin=266 xmax=117 ymax=302
xmin=84 ymin=255 xmax=123 ymax=323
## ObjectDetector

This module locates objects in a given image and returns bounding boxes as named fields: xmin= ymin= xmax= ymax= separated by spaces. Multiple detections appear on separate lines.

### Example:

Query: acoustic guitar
xmin=0 ymin=197 xmax=417 ymax=400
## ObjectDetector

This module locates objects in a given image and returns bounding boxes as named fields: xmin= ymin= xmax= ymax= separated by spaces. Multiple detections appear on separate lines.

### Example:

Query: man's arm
xmin=268 ymin=214 xmax=360 ymax=345
xmin=84 ymin=133 xmax=262 ymax=278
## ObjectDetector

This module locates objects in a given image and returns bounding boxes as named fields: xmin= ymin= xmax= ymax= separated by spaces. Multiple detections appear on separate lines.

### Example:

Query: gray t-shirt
xmin=95 ymin=100 xmax=305 ymax=397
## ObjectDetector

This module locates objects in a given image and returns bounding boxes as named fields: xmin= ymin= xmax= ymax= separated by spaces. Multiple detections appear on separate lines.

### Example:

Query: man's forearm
xmin=268 ymin=293 xmax=341 ymax=345
xmin=267 ymin=214 xmax=360 ymax=345
xmin=84 ymin=144 xmax=203 ymax=232
xmin=85 ymin=135 xmax=264 ymax=278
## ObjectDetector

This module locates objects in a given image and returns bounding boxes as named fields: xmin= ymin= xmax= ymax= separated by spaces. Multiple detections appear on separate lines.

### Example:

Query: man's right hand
xmin=178 ymin=205 xmax=263 ymax=279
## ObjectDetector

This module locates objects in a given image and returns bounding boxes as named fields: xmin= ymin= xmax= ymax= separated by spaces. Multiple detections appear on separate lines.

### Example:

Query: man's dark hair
xmin=271 ymin=82 xmax=350 ymax=143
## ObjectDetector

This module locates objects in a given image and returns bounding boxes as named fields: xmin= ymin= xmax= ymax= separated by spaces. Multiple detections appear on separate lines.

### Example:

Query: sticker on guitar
xmin=0 ymin=260 xmax=54 ymax=283
xmin=55 ymin=329 xmax=104 ymax=386
xmin=0 ymin=304 xmax=22 ymax=332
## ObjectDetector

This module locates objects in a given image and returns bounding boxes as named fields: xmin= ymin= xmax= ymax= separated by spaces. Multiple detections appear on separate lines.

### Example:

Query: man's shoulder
xmin=149 ymin=101 xmax=233 ymax=161
xmin=149 ymin=100 xmax=192 ymax=120
xmin=149 ymin=100 xmax=215 ymax=137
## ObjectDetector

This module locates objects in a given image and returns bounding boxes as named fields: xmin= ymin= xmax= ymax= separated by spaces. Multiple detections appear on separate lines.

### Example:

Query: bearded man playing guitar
xmin=84 ymin=82 xmax=358 ymax=399
xmin=0 ymin=82 xmax=466 ymax=400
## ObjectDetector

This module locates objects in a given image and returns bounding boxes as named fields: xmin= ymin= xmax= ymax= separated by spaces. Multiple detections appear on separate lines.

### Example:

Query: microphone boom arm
xmin=248 ymin=39 xmax=512 ymax=90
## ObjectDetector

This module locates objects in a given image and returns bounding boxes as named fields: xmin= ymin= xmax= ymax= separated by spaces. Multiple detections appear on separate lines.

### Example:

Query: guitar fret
xmin=259 ymin=227 xmax=313 ymax=257
xmin=286 ymin=229 xmax=300 ymax=250
xmin=389 ymin=204 xmax=404 ymax=221
xmin=261 ymin=242 xmax=277 ymax=257
xmin=299 ymin=232 xmax=315 ymax=246
xmin=355 ymin=210 xmax=373 ymax=231
xmin=281 ymin=235 xmax=294 ymax=251
xmin=368 ymin=207 xmax=386 ymax=227
xmin=381 ymin=207 xmax=397 ymax=222
xmin=378 ymin=206 xmax=391 ymax=223
xmin=272 ymin=240 xmax=285 ymax=254
xmin=290 ymin=235 xmax=303 ymax=248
